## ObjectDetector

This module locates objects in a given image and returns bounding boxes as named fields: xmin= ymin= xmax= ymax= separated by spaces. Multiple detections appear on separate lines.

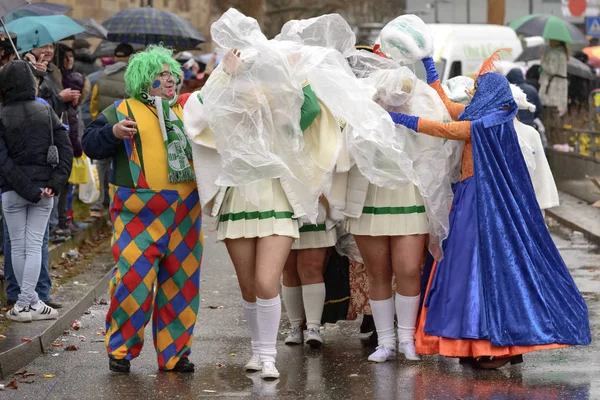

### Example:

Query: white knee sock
xmin=281 ymin=285 xmax=304 ymax=328
xmin=370 ymin=297 xmax=396 ymax=349
xmin=395 ymin=293 xmax=421 ymax=344
xmin=241 ymin=299 xmax=260 ymax=355
xmin=257 ymin=296 xmax=282 ymax=363
xmin=302 ymin=283 xmax=326 ymax=330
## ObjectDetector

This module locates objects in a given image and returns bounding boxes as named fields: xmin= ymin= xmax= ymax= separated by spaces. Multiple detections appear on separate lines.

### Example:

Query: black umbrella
xmin=73 ymin=18 xmax=108 ymax=40
xmin=516 ymin=44 xmax=594 ymax=80
xmin=0 ymin=0 xmax=31 ymax=59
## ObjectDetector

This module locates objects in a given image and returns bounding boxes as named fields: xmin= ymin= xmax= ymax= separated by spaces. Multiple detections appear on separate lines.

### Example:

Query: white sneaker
xmin=6 ymin=305 xmax=32 ymax=323
xmin=368 ymin=345 xmax=396 ymax=363
xmin=260 ymin=361 xmax=280 ymax=380
xmin=284 ymin=326 xmax=303 ymax=345
xmin=305 ymin=328 xmax=323 ymax=348
xmin=244 ymin=354 xmax=262 ymax=372
xmin=29 ymin=302 xmax=58 ymax=321
xmin=398 ymin=341 xmax=422 ymax=361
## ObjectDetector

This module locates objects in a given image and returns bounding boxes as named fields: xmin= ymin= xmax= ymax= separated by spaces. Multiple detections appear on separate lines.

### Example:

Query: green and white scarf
xmin=142 ymin=93 xmax=195 ymax=183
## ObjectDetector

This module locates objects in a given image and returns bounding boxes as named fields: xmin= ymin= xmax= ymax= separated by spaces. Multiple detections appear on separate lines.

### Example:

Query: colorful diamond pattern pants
xmin=105 ymin=185 xmax=202 ymax=370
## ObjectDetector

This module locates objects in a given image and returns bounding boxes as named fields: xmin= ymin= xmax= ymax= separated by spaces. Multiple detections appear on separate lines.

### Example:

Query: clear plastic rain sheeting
xmin=192 ymin=9 xmax=420 ymax=223
xmin=278 ymin=13 xmax=458 ymax=259
xmin=379 ymin=15 xmax=434 ymax=65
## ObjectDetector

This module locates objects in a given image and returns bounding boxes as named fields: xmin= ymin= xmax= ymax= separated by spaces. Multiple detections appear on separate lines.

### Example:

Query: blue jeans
xmin=4 ymin=218 xmax=52 ymax=302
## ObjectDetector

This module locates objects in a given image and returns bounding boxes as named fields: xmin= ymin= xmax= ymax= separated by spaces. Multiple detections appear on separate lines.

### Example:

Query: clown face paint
xmin=149 ymin=64 xmax=177 ymax=100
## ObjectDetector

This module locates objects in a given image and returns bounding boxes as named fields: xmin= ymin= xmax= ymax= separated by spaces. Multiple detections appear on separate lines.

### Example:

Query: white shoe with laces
xmin=305 ymin=328 xmax=323 ymax=348
xmin=398 ymin=341 xmax=422 ymax=361
xmin=6 ymin=305 xmax=32 ymax=323
xmin=284 ymin=326 xmax=303 ymax=345
xmin=29 ymin=301 xmax=58 ymax=321
xmin=244 ymin=354 xmax=262 ymax=372
xmin=368 ymin=345 xmax=396 ymax=363
xmin=260 ymin=361 xmax=280 ymax=380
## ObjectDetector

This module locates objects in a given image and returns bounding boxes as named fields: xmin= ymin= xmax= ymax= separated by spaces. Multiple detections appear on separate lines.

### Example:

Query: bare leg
xmin=225 ymin=238 xmax=257 ymax=302
xmin=255 ymin=235 xmax=294 ymax=299
xmin=282 ymin=250 xmax=301 ymax=287
xmin=282 ymin=250 xmax=304 ymax=341
xmin=297 ymin=248 xmax=327 ymax=286
xmin=354 ymin=236 xmax=392 ymax=300
xmin=297 ymin=248 xmax=327 ymax=339
xmin=390 ymin=235 xmax=426 ymax=297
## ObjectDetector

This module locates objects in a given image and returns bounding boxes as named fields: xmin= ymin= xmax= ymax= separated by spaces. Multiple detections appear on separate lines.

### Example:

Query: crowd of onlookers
xmin=0 ymin=32 xmax=216 ymax=322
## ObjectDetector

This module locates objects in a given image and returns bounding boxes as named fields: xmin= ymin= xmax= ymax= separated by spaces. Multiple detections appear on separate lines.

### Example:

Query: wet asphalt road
xmin=1 ymin=220 xmax=599 ymax=400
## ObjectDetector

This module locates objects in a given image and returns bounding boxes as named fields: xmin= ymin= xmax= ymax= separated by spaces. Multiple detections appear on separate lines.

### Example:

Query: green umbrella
xmin=509 ymin=14 xmax=587 ymax=44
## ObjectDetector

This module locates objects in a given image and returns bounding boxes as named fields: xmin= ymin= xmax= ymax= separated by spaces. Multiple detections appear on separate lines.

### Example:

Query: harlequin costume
xmin=82 ymin=46 xmax=202 ymax=373
xmin=389 ymin=53 xmax=590 ymax=368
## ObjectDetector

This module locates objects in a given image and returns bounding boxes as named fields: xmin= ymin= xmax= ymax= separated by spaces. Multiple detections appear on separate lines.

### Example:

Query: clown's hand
xmin=389 ymin=112 xmax=419 ymax=132
xmin=422 ymin=57 xmax=439 ymax=84
xmin=223 ymin=48 xmax=244 ymax=73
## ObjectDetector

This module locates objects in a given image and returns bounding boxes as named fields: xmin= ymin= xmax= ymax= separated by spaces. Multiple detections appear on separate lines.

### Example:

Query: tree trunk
xmin=487 ymin=0 xmax=505 ymax=25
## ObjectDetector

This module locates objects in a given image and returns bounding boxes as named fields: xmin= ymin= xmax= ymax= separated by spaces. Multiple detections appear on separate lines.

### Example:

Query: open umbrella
xmin=73 ymin=18 xmax=108 ymax=39
xmin=102 ymin=7 xmax=205 ymax=48
xmin=509 ymin=14 xmax=587 ymax=44
xmin=5 ymin=15 xmax=84 ymax=53
xmin=3 ymin=1 xmax=69 ymax=23
xmin=0 ymin=0 xmax=31 ymax=58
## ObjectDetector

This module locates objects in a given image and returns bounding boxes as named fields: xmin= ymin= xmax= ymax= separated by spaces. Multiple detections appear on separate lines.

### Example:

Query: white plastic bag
xmin=78 ymin=157 xmax=100 ymax=204
xmin=379 ymin=15 xmax=434 ymax=65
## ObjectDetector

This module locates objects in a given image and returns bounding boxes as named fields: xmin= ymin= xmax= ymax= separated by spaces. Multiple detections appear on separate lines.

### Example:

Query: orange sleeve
xmin=430 ymin=80 xmax=466 ymax=121
xmin=417 ymin=119 xmax=471 ymax=141
xmin=177 ymin=93 xmax=192 ymax=107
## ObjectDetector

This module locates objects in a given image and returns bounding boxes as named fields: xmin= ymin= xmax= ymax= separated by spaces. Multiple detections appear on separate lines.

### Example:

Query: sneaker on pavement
xmin=244 ymin=354 xmax=262 ymax=372
xmin=6 ymin=305 xmax=32 ymax=323
xmin=398 ymin=341 xmax=422 ymax=361
xmin=305 ymin=328 xmax=323 ymax=349
xmin=284 ymin=326 xmax=303 ymax=345
xmin=44 ymin=299 xmax=63 ymax=309
xmin=29 ymin=301 xmax=58 ymax=321
xmin=260 ymin=361 xmax=280 ymax=380
xmin=368 ymin=346 xmax=396 ymax=363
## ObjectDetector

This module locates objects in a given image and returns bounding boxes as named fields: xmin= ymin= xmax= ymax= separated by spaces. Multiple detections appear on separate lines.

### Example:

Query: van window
xmin=449 ymin=61 xmax=462 ymax=79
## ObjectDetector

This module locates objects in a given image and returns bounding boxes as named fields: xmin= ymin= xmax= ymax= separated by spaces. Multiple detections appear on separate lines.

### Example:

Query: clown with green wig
xmin=83 ymin=46 xmax=201 ymax=374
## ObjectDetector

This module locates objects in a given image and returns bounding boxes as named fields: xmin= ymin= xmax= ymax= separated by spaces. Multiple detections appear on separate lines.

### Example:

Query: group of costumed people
xmin=82 ymin=9 xmax=591 ymax=379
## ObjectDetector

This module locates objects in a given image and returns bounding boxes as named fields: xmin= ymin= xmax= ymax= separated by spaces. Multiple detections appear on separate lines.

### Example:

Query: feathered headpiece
xmin=477 ymin=48 xmax=512 ymax=80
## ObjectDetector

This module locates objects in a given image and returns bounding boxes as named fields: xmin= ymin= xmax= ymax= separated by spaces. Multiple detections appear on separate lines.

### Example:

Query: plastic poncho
xmin=186 ymin=9 xmax=419 ymax=224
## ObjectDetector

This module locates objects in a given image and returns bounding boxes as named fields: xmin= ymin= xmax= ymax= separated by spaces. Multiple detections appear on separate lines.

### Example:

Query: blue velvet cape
xmin=440 ymin=73 xmax=590 ymax=346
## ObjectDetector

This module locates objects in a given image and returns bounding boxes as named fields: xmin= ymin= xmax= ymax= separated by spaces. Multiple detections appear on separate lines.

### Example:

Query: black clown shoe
xmin=109 ymin=357 xmax=131 ymax=373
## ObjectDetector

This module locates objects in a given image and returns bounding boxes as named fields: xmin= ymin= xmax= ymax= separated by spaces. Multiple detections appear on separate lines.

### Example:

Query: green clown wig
xmin=124 ymin=45 xmax=182 ymax=101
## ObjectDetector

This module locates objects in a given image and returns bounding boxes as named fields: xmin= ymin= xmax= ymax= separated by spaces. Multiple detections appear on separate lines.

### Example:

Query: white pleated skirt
xmin=292 ymin=202 xmax=337 ymax=250
xmin=346 ymin=183 xmax=429 ymax=237
xmin=217 ymin=179 xmax=300 ymax=240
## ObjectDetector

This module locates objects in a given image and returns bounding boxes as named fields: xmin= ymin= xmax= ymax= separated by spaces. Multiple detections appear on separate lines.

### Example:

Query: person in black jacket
xmin=0 ymin=61 xmax=73 ymax=323
xmin=506 ymin=68 xmax=544 ymax=127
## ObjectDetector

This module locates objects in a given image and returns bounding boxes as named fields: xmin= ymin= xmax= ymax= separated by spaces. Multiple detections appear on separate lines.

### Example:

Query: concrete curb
xmin=546 ymin=208 xmax=600 ymax=246
xmin=0 ymin=268 xmax=112 ymax=379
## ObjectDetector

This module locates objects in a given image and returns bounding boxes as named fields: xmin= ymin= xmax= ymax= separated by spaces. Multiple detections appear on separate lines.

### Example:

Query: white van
xmin=411 ymin=24 xmax=524 ymax=82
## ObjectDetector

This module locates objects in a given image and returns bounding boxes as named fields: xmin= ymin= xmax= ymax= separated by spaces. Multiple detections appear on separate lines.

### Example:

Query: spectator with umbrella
xmin=0 ymin=31 xmax=19 ymax=67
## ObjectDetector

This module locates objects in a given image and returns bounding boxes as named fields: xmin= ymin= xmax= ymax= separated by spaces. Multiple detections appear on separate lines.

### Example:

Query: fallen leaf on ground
xmin=230 ymin=353 xmax=235 ymax=358
xmin=14 ymin=370 xmax=28 ymax=376
xmin=589 ymin=269 xmax=596 ymax=273
xmin=208 ymin=305 xmax=224 ymax=309
xmin=43 ymin=375 xmax=55 ymax=379
xmin=71 ymin=320 xmax=81 ymax=330
xmin=19 ymin=380 xmax=34 ymax=384
xmin=22 ymin=373 xmax=35 ymax=378
xmin=20 ymin=338 xmax=32 ymax=343
xmin=216 ymin=362 xmax=223 ymax=368
xmin=64 ymin=345 xmax=78 ymax=351
xmin=6 ymin=379 xmax=18 ymax=389
xmin=62 ymin=330 xmax=70 ymax=336
xmin=0 ymin=335 xmax=6 ymax=339
xmin=84 ymin=310 xmax=91 ymax=315
xmin=78 ymin=335 xmax=86 ymax=340
xmin=51 ymin=343 xmax=63 ymax=347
